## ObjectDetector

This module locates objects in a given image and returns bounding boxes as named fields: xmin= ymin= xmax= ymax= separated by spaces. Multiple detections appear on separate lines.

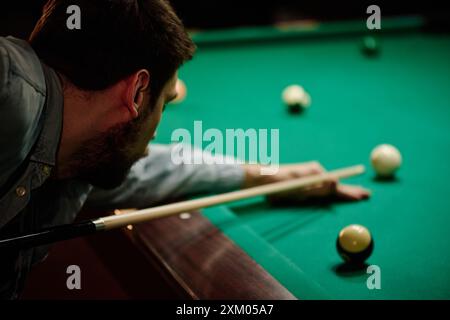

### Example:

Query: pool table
xmin=89 ymin=16 xmax=450 ymax=300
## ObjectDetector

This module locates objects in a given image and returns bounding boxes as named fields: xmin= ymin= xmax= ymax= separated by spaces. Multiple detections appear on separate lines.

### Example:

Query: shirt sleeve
xmin=85 ymin=144 xmax=245 ymax=210
xmin=0 ymin=37 xmax=46 ymax=188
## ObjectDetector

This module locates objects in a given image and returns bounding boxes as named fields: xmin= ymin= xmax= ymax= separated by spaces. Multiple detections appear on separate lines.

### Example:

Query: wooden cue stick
xmin=94 ymin=165 xmax=365 ymax=231
xmin=0 ymin=164 xmax=364 ymax=250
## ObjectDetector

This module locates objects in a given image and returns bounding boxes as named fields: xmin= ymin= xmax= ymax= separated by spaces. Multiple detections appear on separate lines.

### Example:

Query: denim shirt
xmin=0 ymin=37 xmax=244 ymax=299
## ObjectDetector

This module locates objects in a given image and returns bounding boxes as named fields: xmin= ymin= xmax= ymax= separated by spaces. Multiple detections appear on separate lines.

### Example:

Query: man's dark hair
xmin=29 ymin=0 xmax=195 ymax=102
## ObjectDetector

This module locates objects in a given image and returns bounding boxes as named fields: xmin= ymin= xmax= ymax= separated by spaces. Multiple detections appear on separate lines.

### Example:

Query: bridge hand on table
xmin=242 ymin=162 xmax=371 ymax=204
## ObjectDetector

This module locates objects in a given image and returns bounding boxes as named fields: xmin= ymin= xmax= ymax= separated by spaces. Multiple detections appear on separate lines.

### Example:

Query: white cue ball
xmin=370 ymin=144 xmax=402 ymax=177
xmin=282 ymin=85 xmax=311 ymax=108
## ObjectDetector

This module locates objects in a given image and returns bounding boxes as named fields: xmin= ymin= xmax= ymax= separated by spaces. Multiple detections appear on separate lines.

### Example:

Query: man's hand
xmin=242 ymin=162 xmax=370 ymax=203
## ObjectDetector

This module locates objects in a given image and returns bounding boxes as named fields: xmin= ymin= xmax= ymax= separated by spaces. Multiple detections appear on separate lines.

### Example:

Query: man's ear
xmin=124 ymin=70 xmax=150 ymax=119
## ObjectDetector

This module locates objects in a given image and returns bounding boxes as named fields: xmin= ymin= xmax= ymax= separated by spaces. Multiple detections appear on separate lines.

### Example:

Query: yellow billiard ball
xmin=337 ymin=224 xmax=374 ymax=264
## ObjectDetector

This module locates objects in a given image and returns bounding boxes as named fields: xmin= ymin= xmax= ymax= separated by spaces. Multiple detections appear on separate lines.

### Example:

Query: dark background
xmin=1 ymin=0 xmax=449 ymax=38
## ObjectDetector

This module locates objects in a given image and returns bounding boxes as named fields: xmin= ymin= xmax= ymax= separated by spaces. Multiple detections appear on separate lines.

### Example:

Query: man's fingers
xmin=295 ymin=179 xmax=337 ymax=198
xmin=268 ymin=179 xmax=337 ymax=204
xmin=281 ymin=161 xmax=325 ymax=177
xmin=268 ymin=181 xmax=369 ymax=203
xmin=336 ymin=184 xmax=371 ymax=200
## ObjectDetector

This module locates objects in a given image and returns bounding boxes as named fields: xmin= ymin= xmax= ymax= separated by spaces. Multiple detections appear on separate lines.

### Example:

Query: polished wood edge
xmin=130 ymin=211 xmax=296 ymax=300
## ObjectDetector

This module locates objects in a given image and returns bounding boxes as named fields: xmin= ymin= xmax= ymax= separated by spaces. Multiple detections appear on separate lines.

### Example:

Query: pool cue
xmin=0 ymin=165 xmax=365 ymax=251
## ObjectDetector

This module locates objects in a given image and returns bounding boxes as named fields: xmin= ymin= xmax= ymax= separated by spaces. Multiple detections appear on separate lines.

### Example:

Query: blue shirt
xmin=0 ymin=37 xmax=244 ymax=299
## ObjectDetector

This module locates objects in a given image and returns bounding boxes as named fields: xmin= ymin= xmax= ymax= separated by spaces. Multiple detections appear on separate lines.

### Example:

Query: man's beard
xmin=71 ymin=112 xmax=149 ymax=189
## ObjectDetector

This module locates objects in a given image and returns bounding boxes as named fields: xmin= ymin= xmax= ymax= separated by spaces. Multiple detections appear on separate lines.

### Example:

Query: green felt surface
xmin=154 ymin=17 xmax=450 ymax=299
